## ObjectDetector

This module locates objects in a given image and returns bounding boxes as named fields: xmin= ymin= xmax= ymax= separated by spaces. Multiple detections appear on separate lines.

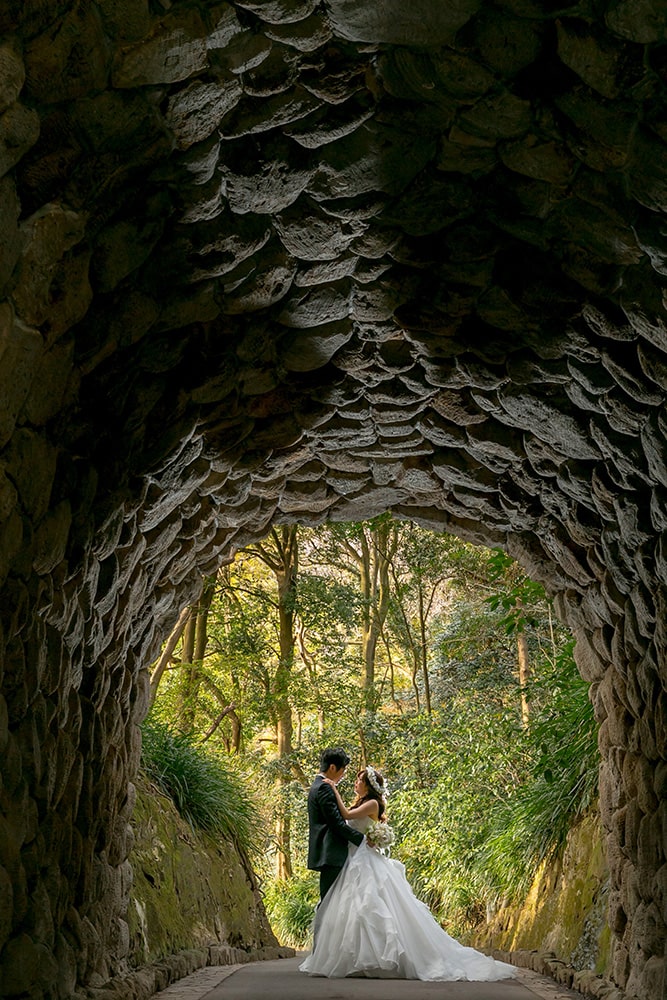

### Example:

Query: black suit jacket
xmin=307 ymin=774 xmax=364 ymax=870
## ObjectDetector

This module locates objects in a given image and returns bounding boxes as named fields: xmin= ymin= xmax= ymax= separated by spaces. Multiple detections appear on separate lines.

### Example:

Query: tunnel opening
xmin=141 ymin=517 xmax=601 ymax=955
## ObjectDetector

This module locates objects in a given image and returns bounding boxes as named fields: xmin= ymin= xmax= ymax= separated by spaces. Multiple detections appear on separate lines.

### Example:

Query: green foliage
xmin=384 ymin=641 xmax=598 ymax=932
xmin=262 ymin=871 xmax=318 ymax=948
xmin=479 ymin=642 xmax=599 ymax=899
xmin=485 ymin=548 xmax=547 ymax=633
xmin=140 ymin=718 xmax=263 ymax=856
xmin=295 ymin=572 xmax=362 ymax=647
xmin=387 ymin=702 xmax=523 ymax=932
xmin=148 ymin=518 xmax=600 ymax=943
xmin=431 ymin=600 xmax=519 ymax=698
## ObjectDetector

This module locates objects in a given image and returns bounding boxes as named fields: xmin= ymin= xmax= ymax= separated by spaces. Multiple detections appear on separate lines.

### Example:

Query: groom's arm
xmin=317 ymin=786 xmax=364 ymax=846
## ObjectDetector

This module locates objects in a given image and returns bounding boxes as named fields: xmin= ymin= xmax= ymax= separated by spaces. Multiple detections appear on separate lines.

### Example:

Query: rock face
xmin=478 ymin=813 xmax=612 ymax=978
xmin=0 ymin=2 xmax=667 ymax=999
xmin=128 ymin=776 xmax=279 ymax=967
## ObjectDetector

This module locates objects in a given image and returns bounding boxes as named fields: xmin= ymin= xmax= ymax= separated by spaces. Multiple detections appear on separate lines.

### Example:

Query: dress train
xmin=299 ymin=819 xmax=515 ymax=982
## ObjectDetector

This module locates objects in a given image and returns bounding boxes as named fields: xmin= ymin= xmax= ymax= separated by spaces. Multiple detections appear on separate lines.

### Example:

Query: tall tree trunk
xmin=517 ymin=629 xmax=530 ymax=727
xmin=250 ymin=526 xmax=299 ymax=879
xmin=381 ymin=630 xmax=401 ymax=708
xmin=178 ymin=577 xmax=215 ymax=732
xmin=359 ymin=520 xmax=396 ymax=710
xmin=201 ymin=674 xmax=243 ymax=752
xmin=149 ymin=605 xmax=191 ymax=708
xmin=411 ymin=656 xmax=421 ymax=712
xmin=228 ymin=707 xmax=242 ymax=753
xmin=418 ymin=582 xmax=432 ymax=715
xmin=388 ymin=560 xmax=423 ymax=712
xmin=182 ymin=611 xmax=196 ymax=663
xmin=359 ymin=531 xmax=373 ymax=692
xmin=175 ymin=605 xmax=197 ymax=729
xmin=275 ymin=526 xmax=297 ymax=879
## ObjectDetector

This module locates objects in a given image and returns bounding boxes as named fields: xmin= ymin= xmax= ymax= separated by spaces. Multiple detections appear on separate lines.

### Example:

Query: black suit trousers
xmin=319 ymin=864 xmax=341 ymax=900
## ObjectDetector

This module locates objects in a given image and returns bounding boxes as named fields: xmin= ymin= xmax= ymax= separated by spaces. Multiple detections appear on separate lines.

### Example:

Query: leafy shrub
xmin=389 ymin=702 xmax=522 ymax=934
xmin=262 ymin=871 xmax=318 ymax=948
xmin=140 ymin=718 xmax=262 ymax=856
xmin=479 ymin=641 xmax=599 ymax=899
xmin=389 ymin=639 xmax=599 ymax=934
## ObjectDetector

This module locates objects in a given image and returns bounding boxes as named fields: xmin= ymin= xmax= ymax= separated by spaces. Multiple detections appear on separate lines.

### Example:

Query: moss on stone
xmin=476 ymin=811 xmax=612 ymax=978
xmin=127 ymin=774 xmax=276 ymax=967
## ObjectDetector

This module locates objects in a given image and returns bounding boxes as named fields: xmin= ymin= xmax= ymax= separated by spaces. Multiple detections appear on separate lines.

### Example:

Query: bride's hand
xmin=321 ymin=777 xmax=336 ymax=787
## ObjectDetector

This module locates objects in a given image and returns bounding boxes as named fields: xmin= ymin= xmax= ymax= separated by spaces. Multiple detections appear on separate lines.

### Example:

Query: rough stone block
xmin=33 ymin=501 xmax=72 ymax=576
xmin=112 ymin=11 xmax=209 ymax=87
xmin=0 ymin=103 xmax=40 ymax=179
xmin=0 ymin=45 xmax=25 ymax=115
xmin=628 ymin=127 xmax=667 ymax=214
xmin=605 ymin=0 xmax=667 ymax=43
xmin=0 ymin=176 xmax=22 ymax=294
xmin=557 ymin=21 xmax=626 ymax=99
xmin=55 ymin=929 xmax=78 ymax=997
xmin=166 ymin=79 xmax=243 ymax=150
xmin=11 ymin=203 xmax=88 ymax=332
xmin=4 ymin=429 xmax=57 ymax=523
xmin=0 ymin=308 xmax=43 ymax=449
xmin=327 ymin=0 xmax=480 ymax=46
xmin=574 ymin=629 xmax=607 ymax=682
xmin=1 ymin=932 xmax=59 ymax=994
xmin=25 ymin=4 xmax=110 ymax=103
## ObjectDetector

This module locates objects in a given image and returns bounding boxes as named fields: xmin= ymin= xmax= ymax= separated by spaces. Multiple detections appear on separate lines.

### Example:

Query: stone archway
xmin=1 ymin=2 xmax=666 ymax=997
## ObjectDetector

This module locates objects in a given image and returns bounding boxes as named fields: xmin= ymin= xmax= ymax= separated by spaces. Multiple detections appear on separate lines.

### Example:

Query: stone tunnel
xmin=1 ymin=1 xmax=666 ymax=997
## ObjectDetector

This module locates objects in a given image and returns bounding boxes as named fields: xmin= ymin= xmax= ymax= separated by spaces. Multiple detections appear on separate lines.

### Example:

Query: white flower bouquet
xmin=365 ymin=819 xmax=395 ymax=853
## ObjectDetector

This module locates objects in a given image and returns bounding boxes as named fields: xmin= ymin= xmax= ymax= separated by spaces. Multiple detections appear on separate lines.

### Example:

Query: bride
xmin=299 ymin=765 xmax=515 ymax=982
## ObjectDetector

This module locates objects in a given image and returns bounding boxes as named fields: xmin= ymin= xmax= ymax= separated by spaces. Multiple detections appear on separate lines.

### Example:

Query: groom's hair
xmin=320 ymin=747 xmax=351 ymax=771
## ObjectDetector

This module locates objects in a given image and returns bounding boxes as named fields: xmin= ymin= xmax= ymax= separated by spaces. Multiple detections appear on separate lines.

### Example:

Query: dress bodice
xmin=348 ymin=816 xmax=372 ymax=833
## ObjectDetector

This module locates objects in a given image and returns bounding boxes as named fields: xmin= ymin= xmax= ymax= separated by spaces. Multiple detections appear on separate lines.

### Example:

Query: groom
xmin=307 ymin=747 xmax=364 ymax=901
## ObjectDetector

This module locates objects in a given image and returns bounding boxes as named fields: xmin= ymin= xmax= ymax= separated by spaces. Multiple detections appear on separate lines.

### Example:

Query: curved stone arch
xmin=1 ymin=2 xmax=667 ymax=998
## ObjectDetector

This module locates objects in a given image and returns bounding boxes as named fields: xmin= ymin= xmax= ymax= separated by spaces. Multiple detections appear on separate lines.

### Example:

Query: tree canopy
xmin=146 ymin=517 xmax=598 ymax=940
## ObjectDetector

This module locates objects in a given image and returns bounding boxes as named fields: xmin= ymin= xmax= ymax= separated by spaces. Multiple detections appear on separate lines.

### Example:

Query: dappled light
xmin=147 ymin=524 xmax=598 ymax=940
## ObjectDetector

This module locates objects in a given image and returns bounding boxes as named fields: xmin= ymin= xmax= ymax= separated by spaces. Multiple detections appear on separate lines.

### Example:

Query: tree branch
xmin=200 ymin=703 xmax=237 ymax=743
xmin=149 ymin=605 xmax=191 ymax=707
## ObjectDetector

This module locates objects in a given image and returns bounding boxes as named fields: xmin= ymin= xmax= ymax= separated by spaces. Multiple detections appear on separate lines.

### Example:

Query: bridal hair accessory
xmin=365 ymin=765 xmax=388 ymax=797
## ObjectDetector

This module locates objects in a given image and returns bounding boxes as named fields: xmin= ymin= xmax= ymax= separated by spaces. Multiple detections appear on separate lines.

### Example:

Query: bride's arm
xmin=322 ymin=779 xmax=354 ymax=818
xmin=321 ymin=780 xmax=379 ymax=820
xmin=347 ymin=799 xmax=379 ymax=820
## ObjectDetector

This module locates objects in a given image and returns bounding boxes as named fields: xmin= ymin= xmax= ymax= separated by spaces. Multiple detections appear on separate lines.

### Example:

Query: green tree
xmin=176 ymin=576 xmax=216 ymax=732
xmin=384 ymin=525 xmax=487 ymax=713
xmin=244 ymin=526 xmax=299 ymax=878
xmin=304 ymin=517 xmax=398 ymax=711
xmin=147 ymin=520 xmax=597 ymax=944
xmin=486 ymin=548 xmax=560 ymax=727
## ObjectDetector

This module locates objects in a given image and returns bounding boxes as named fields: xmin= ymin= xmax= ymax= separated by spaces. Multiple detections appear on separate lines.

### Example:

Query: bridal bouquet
xmin=365 ymin=819 xmax=395 ymax=853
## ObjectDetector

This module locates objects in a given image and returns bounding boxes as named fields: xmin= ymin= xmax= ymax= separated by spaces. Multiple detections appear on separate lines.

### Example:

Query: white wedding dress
xmin=299 ymin=817 xmax=515 ymax=981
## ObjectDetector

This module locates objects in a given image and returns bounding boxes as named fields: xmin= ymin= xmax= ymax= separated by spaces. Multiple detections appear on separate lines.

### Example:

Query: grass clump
xmin=262 ymin=871 xmax=318 ymax=948
xmin=140 ymin=718 xmax=262 ymax=857
xmin=388 ymin=640 xmax=599 ymax=933
xmin=480 ymin=642 xmax=599 ymax=899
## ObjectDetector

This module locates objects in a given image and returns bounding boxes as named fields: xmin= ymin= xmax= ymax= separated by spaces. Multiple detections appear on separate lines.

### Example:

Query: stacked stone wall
xmin=0 ymin=2 xmax=666 ymax=998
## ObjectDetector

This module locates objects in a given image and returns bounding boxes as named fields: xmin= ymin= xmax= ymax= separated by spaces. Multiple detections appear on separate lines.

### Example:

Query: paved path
xmin=153 ymin=956 xmax=582 ymax=1000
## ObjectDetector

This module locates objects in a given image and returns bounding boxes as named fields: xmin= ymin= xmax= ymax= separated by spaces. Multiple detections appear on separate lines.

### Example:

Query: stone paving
xmin=153 ymin=965 xmax=245 ymax=1000
xmin=152 ymin=958 xmax=583 ymax=1000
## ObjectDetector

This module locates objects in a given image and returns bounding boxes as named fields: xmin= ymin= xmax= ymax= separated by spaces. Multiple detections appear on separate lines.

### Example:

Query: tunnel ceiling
xmin=2 ymin=6 xmax=667 ymax=997
xmin=4 ymin=0 xmax=667 ymax=608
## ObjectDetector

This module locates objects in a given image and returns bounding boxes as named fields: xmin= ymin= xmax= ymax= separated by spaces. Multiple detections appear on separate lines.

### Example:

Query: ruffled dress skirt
xmin=299 ymin=843 xmax=515 ymax=981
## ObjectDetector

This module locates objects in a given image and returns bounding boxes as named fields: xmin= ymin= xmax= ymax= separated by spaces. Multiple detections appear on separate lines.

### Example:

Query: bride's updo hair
xmin=353 ymin=766 xmax=387 ymax=821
